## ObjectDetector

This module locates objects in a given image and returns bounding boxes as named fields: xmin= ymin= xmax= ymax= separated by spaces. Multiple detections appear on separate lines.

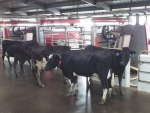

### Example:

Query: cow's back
xmin=60 ymin=50 xmax=112 ymax=77
xmin=46 ymin=46 xmax=70 ymax=55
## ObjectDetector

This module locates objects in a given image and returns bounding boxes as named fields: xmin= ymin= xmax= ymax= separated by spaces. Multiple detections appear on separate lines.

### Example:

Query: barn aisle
xmin=0 ymin=60 xmax=150 ymax=113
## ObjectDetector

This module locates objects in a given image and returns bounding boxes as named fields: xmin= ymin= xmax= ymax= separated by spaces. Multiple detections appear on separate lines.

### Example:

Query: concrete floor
xmin=1 ymin=60 xmax=150 ymax=113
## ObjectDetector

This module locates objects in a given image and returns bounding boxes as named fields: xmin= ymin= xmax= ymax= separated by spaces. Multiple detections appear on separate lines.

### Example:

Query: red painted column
xmin=3 ymin=27 xmax=9 ymax=40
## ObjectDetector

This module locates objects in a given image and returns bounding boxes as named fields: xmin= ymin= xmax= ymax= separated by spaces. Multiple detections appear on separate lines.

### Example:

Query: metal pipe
xmin=64 ymin=26 xmax=68 ymax=46
xmin=50 ymin=26 xmax=53 ymax=46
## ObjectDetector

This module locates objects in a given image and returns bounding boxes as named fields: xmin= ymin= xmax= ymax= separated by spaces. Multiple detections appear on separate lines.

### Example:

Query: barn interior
xmin=0 ymin=0 xmax=150 ymax=113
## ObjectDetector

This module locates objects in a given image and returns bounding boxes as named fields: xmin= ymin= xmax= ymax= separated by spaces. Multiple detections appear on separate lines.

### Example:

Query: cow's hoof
xmin=99 ymin=100 xmax=105 ymax=105
xmin=3 ymin=66 xmax=5 ymax=68
xmin=120 ymin=90 xmax=125 ymax=96
xmin=112 ymin=92 xmax=117 ymax=96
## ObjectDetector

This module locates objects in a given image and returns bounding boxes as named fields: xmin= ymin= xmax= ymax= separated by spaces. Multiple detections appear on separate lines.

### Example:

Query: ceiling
xmin=0 ymin=0 xmax=150 ymax=19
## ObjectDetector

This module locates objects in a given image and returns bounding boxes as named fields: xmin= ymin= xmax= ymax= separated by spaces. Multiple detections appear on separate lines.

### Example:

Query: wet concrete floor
xmin=0 ymin=60 xmax=150 ymax=113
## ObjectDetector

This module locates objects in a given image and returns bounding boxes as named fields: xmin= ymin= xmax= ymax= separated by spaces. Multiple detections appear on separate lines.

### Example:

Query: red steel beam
xmin=0 ymin=21 xmax=37 ymax=25
xmin=40 ymin=19 xmax=80 ymax=24
xmin=92 ymin=17 xmax=130 ymax=23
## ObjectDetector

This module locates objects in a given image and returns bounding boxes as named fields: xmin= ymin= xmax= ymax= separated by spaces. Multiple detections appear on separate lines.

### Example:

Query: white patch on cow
xmin=92 ymin=73 xmax=98 ymax=76
xmin=102 ymin=89 xmax=108 ymax=100
xmin=73 ymin=72 xmax=78 ymax=76
xmin=107 ymin=70 xmax=111 ymax=79
xmin=35 ymin=57 xmax=47 ymax=70
xmin=49 ymin=54 xmax=53 ymax=59
xmin=5 ymin=52 xmax=8 ymax=56
xmin=111 ymin=73 xmax=114 ymax=87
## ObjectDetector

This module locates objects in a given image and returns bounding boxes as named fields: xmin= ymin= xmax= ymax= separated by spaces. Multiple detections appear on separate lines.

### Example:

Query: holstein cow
xmin=85 ymin=45 xmax=136 ymax=95
xmin=13 ymin=40 xmax=38 ymax=76
xmin=46 ymin=45 xmax=71 ymax=83
xmin=30 ymin=45 xmax=49 ymax=87
xmin=45 ymin=50 xmax=121 ymax=104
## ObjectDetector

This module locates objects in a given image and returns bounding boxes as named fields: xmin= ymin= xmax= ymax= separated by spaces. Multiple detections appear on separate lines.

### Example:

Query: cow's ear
xmin=115 ymin=50 xmax=120 ymax=56
xmin=130 ymin=51 xmax=136 ymax=57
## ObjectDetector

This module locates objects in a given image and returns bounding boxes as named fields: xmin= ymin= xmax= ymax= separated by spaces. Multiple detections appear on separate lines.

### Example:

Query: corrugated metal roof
xmin=38 ymin=0 xmax=80 ymax=4
xmin=0 ymin=0 xmax=150 ymax=19
xmin=57 ymin=4 xmax=93 ymax=10
xmin=106 ymin=0 xmax=149 ymax=5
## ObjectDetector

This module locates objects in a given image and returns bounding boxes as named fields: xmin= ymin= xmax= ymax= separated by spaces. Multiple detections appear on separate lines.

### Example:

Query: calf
xmin=45 ymin=50 xmax=121 ymax=104
xmin=30 ymin=45 xmax=49 ymax=87
xmin=85 ymin=45 xmax=136 ymax=95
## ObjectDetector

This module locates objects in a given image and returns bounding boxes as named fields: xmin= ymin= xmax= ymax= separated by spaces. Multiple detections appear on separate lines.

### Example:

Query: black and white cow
xmin=46 ymin=45 xmax=71 ymax=83
xmin=84 ymin=45 xmax=136 ymax=95
xmin=44 ymin=50 xmax=122 ymax=104
xmin=30 ymin=45 xmax=49 ymax=87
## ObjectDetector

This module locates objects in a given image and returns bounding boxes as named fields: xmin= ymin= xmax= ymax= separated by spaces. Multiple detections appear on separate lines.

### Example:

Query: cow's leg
xmin=107 ymin=70 xmax=116 ymax=98
xmin=7 ymin=56 xmax=12 ymax=66
xmin=99 ymin=73 xmax=109 ymax=104
xmin=111 ymin=73 xmax=116 ymax=96
xmin=13 ymin=58 xmax=18 ymax=76
xmin=89 ymin=77 xmax=93 ymax=85
xmin=62 ymin=71 xmax=68 ymax=84
xmin=2 ymin=54 xmax=5 ymax=68
xmin=86 ymin=77 xmax=90 ymax=87
xmin=86 ymin=77 xmax=93 ymax=87
xmin=18 ymin=55 xmax=26 ymax=75
xmin=27 ymin=59 xmax=31 ymax=66
xmin=19 ymin=61 xmax=25 ymax=75
xmin=74 ymin=76 xmax=78 ymax=96
xmin=118 ymin=74 xmax=125 ymax=95
xmin=31 ymin=65 xmax=39 ymax=85
xmin=67 ymin=78 xmax=74 ymax=96
xmin=100 ymin=87 xmax=108 ymax=105
xmin=107 ymin=77 xmax=112 ymax=99
xmin=31 ymin=63 xmax=36 ymax=75
xmin=36 ymin=68 xmax=44 ymax=87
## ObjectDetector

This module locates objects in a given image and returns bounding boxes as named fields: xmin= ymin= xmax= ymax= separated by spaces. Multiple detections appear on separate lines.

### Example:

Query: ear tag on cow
xmin=116 ymin=52 xmax=120 ymax=56
xmin=131 ymin=53 xmax=135 ymax=57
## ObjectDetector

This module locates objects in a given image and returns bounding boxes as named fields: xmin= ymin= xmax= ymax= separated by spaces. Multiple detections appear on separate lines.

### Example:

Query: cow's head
xmin=115 ymin=47 xmax=136 ymax=66
xmin=45 ymin=54 xmax=61 ymax=71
